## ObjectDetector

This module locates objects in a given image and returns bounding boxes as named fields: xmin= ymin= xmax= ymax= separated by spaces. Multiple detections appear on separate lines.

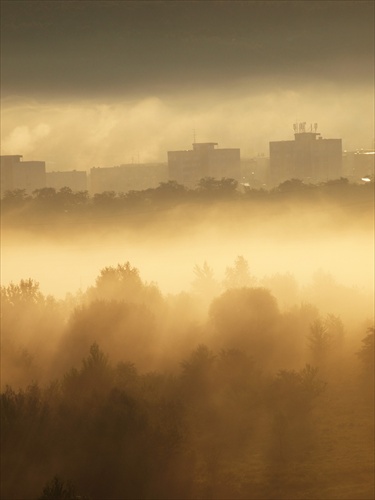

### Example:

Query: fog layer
xmin=1 ymin=83 xmax=374 ymax=170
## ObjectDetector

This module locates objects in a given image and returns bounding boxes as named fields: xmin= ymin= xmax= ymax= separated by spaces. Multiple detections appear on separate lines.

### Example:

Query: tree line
xmin=1 ymin=177 xmax=373 ymax=224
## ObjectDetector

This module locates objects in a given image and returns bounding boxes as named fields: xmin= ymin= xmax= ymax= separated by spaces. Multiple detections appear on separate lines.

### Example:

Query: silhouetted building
xmin=168 ymin=142 xmax=241 ymax=187
xmin=342 ymin=150 xmax=374 ymax=182
xmin=0 ymin=155 xmax=21 ymax=196
xmin=269 ymin=123 xmax=342 ymax=186
xmin=1 ymin=155 xmax=46 ymax=196
xmin=90 ymin=163 xmax=168 ymax=194
xmin=46 ymin=170 xmax=87 ymax=191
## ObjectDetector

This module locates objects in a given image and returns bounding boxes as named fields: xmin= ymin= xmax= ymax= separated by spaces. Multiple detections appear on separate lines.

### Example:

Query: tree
xmin=181 ymin=344 xmax=216 ymax=387
xmin=271 ymin=365 xmax=326 ymax=415
xmin=196 ymin=177 xmax=238 ymax=199
xmin=33 ymin=187 xmax=57 ymax=200
xmin=156 ymin=180 xmax=186 ymax=194
xmin=276 ymin=178 xmax=310 ymax=194
xmin=307 ymin=319 xmax=332 ymax=365
xmin=39 ymin=476 xmax=80 ymax=500
xmin=191 ymin=261 xmax=219 ymax=300
xmin=61 ymin=299 xmax=157 ymax=371
xmin=94 ymin=262 xmax=143 ymax=299
xmin=56 ymin=186 xmax=89 ymax=211
xmin=324 ymin=314 xmax=345 ymax=348
xmin=92 ymin=190 xmax=118 ymax=209
xmin=151 ymin=181 xmax=187 ymax=206
xmin=223 ymin=255 xmax=256 ymax=289
xmin=209 ymin=287 xmax=280 ymax=354
xmin=267 ymin=365 xmax=326 ymax=466
xmin=87 ymin=262 xmax=162 ymax=307
xmin=357 ymin=327 xmax=374 ymax=377
xmin=82 ymin=343 xmax=109 ymax=372
xmin=1 ymin=188 xmax=30 ymax=206
xmin=307 ymin=315 xmax=344 ymax=367
xmin=260 ymin=273 xmax=299 ymax=309
xmin=1 ymin=278 xmax=44 ymax=307
xmin=62 ymin=343 xmax=113 ymax=402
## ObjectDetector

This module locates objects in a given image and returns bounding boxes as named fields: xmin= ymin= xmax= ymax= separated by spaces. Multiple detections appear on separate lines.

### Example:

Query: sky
xmin=1 ymin=0 xmax=374 ymax=170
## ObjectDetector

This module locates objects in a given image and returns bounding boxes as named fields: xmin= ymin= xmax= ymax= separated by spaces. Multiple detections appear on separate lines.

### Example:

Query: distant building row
xmin=1 ymin=128 xmax=374 ymax=196
xmin=0 ymin=155 xmax=87 ymax=197
xmin=0 ymin=144 xmax=242 ymax=196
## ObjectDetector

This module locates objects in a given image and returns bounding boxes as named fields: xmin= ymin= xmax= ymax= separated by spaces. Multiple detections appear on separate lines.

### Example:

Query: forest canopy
xmin=1 ymin=257 xmax=373 ymax=499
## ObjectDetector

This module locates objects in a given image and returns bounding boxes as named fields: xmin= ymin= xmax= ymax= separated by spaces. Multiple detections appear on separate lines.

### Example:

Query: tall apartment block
xmin=0 ymin=155 xmax=46 ymax=196
xmin=269 ymin=124 xmax=342 ymax=186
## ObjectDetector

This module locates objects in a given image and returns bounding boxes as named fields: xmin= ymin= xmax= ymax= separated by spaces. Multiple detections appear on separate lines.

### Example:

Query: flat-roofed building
xmin=0 ymin=155 xmax=22 ymax=196
xmin=1 ymin=155 xmax=46 ymax=196
xmin=46 ymin=170 xmax=88 ymax=191
xmin=342 ymin=150 xmax=375 ymax=182
xmin=90 ymin=163 xmax=168 ymax=195
xmin=269 ymin=124 xmax=342 ymax=186
xmin=168 ymin=142 xmax=241 ymax=187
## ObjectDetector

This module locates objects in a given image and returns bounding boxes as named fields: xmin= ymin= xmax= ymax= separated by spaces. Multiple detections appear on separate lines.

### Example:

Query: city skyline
xmin=1 ymin=1 xmax=374 ymax=170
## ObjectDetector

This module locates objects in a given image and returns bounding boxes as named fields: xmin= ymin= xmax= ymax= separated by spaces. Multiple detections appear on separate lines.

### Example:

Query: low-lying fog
xmin=2 ymin=189 xmax=374 ymax=500
xmin=2 ymin=201 xmax=373 ymax=300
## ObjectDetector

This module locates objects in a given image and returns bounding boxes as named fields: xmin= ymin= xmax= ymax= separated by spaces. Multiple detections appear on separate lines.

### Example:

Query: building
xmin=342 ymin=150 xmax=374 ymax=182
xmin=46 ymin=170 xmax=88 ymax=191
xmin=240 ymin=156 xmax=269 ymax=189
xmin=0 ymin=155 xmax=21 ymax=196
xmin=1 ymin=155 xmax=46 ymax=196
xmin=269 ymin=123 xmax=342 ymax=186
xmin=168 ymin=142 xmax=241 ymax=187
xmin=90 ymin=163 xmax=168 ymax=195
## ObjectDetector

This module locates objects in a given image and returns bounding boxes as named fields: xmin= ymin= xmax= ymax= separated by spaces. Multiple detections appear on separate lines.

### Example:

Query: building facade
xmin=342 ymin=150 xmax=374 ymax=182
xmin=46 ymin=170 xmax=88 ymax=191
xmin=269 ymin=124 xmax=342 ymax=186
xmin=90 ymin=163 xmax=168 ymax=195
xmin=1 ymin=155 xmax=46 ymax=196
xmin=240 ymin=156 xmax=269 ymax=189
xmin=168 ymin=142 xmax=241 ymax=187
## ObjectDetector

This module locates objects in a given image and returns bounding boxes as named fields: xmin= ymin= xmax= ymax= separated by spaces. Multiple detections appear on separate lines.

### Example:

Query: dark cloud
xmin=1 ymin=0 xmax=373 ymax=98
xmin=1 ymin=1 xmax=373 ymax=165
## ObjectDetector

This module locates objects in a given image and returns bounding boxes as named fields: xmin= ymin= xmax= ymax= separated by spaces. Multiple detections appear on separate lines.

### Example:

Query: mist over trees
xmin=1 ymin=255 xmax=374 ymax=499
xmin=1 ymin=178 xmax=373 ymax=230
xmin=1 ymin=174 xmax=374 ymax=499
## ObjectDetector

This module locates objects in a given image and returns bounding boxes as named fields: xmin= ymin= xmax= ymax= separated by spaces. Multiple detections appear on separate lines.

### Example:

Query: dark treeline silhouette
xmin=1 ymin=178 xmax=373 ymax=229
xmin=1 ymin=261 xmax=374 ymax=500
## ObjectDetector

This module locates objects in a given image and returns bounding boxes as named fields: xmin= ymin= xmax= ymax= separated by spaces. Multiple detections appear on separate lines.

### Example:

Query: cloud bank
xmin=1 ymin=82 xmax=373 ymax=171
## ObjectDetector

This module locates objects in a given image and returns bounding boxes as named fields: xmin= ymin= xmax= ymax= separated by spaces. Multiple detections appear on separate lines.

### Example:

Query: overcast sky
xmin=1 ymin=0 xmax=374 ymax=169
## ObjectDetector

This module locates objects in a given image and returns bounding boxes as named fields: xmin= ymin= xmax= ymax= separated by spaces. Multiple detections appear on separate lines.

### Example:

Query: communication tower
xmin=293 ymin=122 xmax=318 ymax=134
